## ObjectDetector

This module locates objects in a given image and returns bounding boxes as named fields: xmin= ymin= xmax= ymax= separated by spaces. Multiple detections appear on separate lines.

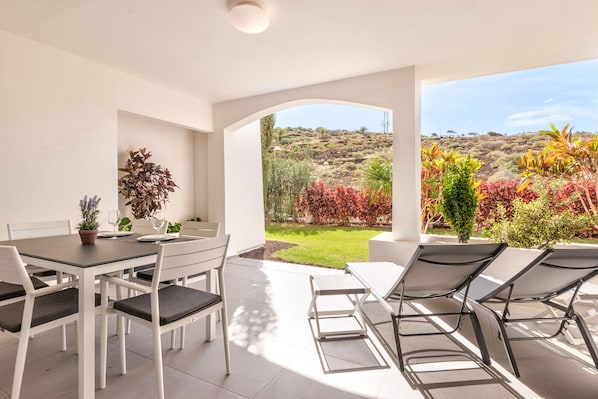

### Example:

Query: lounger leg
xmin=391 ymin=315 xmax=405 ymax=371
xmin=496 ymin=320 xmax=520 ymax=377
xmin=574 ymin=311 xmax=598 ymax=369
xmin=469 ymin=312 xmax=491 ymax=366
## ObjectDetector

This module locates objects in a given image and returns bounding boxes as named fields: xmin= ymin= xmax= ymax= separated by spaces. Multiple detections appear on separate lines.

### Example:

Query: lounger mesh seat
xmin=347 ymin=243 xmax=507 ymax=371
xmin=470 ymin=247 xmax=598 ymax=377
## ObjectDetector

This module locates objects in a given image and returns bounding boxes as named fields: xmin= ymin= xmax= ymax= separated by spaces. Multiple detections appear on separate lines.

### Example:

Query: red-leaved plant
xmin=118 ymin=148 xmax=178 ymax=219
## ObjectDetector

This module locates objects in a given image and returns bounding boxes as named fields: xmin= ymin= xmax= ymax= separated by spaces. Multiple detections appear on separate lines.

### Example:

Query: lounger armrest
xmin=468 ymin=274 xmax=504 ymax=302
xmin=346 ymin=261 xmax=404 ymax=315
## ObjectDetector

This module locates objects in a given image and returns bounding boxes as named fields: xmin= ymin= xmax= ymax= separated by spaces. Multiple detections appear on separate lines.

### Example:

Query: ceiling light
xmin=229 ymin=1 xmax=270 ymax=34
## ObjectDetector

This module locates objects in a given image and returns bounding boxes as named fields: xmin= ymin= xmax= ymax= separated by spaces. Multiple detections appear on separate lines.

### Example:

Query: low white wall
xmin=369 ymin=232 xmax=548 ymax=281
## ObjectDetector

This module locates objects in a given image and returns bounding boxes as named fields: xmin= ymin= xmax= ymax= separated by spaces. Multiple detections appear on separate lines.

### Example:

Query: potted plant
xmin=77 ymin=194 xmax=101 ymax=244
xmin=118 ymin=148 xmax=178 ymax=219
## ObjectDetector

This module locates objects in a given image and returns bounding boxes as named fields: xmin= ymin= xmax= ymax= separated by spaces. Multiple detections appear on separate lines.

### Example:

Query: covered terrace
xmin=1 ymin=1 xmax=598 ymax=398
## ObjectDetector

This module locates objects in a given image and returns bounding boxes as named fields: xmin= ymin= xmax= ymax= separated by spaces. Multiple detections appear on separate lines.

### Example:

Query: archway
xmin=211 ymin=67 xmax=421 ymax=255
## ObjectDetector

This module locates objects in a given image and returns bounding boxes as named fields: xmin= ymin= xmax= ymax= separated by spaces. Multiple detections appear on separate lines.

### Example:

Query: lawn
xmin=265 ymin=224 xmax=598 ymax=269
xmin=265 ymin=223 xmax=390 ymax=269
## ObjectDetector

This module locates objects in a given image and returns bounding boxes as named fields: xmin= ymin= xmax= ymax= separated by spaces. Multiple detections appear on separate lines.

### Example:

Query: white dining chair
xmin=0 ymin=245 xmax=100 ymax=399
xmin=99 ymin=235 xmax=231 ymax=399
xmin=134 ymin=221 xmax=222 ymax=347
xmin=7 ymin=219 xmax=73 ymax=349
xmin=130 ymin=218 xmax=168 ymax=235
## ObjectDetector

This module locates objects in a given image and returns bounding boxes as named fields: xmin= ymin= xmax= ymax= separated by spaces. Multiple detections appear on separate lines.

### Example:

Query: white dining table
xmin=1 ymin=233 xmax=217 ymax=399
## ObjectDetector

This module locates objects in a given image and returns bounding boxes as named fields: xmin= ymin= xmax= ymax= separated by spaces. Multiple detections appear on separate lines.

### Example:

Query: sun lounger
xmin=347 ymin=242 xmax=507 ymax=371
xmin=469 ymin=248 xmax=598 ymax=377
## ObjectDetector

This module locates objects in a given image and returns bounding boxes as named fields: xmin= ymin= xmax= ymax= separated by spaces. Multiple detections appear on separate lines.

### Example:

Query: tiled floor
xmin=0 ymin=256 xmax=596 ymax=398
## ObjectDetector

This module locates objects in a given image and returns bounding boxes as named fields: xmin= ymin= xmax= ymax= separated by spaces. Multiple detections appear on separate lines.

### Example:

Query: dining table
xmin=0 ymin=233 xmax=217 ymax=399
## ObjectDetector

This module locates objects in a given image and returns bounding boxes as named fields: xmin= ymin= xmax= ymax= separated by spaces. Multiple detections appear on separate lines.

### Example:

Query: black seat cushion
xmin=0 ymin=288 xmax=101 ymax=333
xmin=0 ymin=277 xmax=48 ymax=301
xmin=113 ymin=285 xmax=221 ymax=326
xmin=136 ymin=268 xmax=156 ymax=281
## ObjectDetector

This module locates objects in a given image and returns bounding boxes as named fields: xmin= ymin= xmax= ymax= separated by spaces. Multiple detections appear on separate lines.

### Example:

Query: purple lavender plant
xmin=77 ymin=195 xmax=102 ymax=230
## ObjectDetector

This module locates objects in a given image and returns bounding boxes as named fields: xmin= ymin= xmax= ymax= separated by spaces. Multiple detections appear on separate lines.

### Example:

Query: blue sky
xmin=275 ymin=59 xmax=598 ymax=136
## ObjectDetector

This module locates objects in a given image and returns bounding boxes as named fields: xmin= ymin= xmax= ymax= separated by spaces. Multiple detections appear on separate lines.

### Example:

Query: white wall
xmin=224 ymin=121 xmax=266 ymax=253
xmin=117 ymin=112 xmax=207 ymax=224
xmin=0 ymin=30 xmax=212 ymax=240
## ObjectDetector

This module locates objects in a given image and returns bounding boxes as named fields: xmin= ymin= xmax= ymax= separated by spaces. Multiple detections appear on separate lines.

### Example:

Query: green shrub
xmin=266 ymin=158 xmax=313 ymax=222
xmin=485 ymin=196 xmax=592 ymax=248
xmin=441 ymin=161 xmax=477 ymax=243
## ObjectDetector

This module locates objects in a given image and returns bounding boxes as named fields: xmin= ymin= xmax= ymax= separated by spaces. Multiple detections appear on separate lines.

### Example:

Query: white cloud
xmin=544 ymin=98 xmax=554 ymax=104
xmin=505 ymin=102 xmax=596 ymax=128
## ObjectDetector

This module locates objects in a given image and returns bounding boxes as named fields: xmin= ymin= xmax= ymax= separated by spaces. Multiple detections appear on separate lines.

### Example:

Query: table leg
xmin=78 ymin=270 xmax=96 ymax=399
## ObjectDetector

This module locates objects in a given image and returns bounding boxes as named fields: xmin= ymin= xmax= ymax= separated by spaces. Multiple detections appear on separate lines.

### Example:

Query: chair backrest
xmin=7 ymin=220 xmax=71 ymax=240
xmin=478 ymin=248 xmax=598 ymax=302
xmin=179 ymin=221 xmax=220 ymax=238
xmin=152 ymin=235 xmax=230 ymax=287
xmin=388 ymin=243 xmax=507 ymax=300
xmin=131 ymin=219 xmax=168 ymax=235
xmin=0 ymin=246 xmax=33 ymax=292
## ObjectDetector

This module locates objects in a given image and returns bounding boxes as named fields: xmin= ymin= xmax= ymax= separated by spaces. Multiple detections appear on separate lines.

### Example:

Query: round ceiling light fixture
xmin=229 ymin=1 xmax=270 ymax=34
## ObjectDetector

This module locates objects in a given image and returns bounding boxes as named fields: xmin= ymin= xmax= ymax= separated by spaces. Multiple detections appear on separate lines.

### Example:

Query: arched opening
xmin=212 ymin=66 xmax=421 ymax=255
xmin=221 ymin=100 xmax=394 ymax=254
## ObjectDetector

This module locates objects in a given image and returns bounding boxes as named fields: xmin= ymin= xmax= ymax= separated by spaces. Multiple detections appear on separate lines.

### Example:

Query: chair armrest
xmin=31 ymin=280 xmax=79 ymax=297
xmin=99 ymin=274 xmax=152 ymax=295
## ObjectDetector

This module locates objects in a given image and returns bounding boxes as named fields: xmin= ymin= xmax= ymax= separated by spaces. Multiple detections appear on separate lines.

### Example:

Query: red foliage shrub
xmin=475 ymin=180 xmax=538 ymax=229
xmin=299 ymin=182 xmax=337 ymax=225
xmin=553 ymin=182 xmax=598 ymax=237
xmin=357 ymin=190 xmax=392 ymax=226
xmin=296 ymin=183 xmax=392 ymax=226
xmin=553 ymin=182 xmax=598 ymax=214
xmin=335 ymin=186 xmax=359 ymax=226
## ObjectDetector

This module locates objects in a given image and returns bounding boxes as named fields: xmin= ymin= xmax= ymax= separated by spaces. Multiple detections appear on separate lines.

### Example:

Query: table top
xmin=0 ymin=233 xmax=162 ymax=268
xmin=311 ymin=274 xmax=370 ymax=295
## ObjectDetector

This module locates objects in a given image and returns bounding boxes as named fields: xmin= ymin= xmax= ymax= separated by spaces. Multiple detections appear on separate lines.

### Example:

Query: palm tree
xmin=363 ymin=155 xmax=392 ymax=196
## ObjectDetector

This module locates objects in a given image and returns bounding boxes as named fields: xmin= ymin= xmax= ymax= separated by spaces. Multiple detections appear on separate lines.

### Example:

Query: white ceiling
xmin=1 ymin=0 xmax=597 ymax=103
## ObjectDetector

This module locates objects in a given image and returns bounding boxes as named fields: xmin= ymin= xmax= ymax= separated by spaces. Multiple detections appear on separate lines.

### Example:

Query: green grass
xmin=265 ymin=223 xmax=390 ymax=269
xmin=265 ymin=223 xmax=598 ymax=269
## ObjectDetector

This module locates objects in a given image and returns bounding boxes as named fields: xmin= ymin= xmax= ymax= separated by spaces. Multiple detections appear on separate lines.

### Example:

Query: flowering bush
xmin=77 ymin=195 xmax=101 ymax=230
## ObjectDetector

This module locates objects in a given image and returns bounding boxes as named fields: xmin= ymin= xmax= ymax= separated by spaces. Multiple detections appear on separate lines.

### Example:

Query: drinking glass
xmin=151 ymin=210 xmax=166 ymax=244
xmin=107 ymin=210 xmax=122 ymax=239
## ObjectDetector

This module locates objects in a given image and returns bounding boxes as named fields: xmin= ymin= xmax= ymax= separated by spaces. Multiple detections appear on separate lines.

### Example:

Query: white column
xmin=392 ymin=67 xmax=421 ymax=241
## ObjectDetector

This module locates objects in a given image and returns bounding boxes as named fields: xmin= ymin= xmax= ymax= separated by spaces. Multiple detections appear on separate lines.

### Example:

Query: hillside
xmin=269 ymin=128 xmax=594 ymax=188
